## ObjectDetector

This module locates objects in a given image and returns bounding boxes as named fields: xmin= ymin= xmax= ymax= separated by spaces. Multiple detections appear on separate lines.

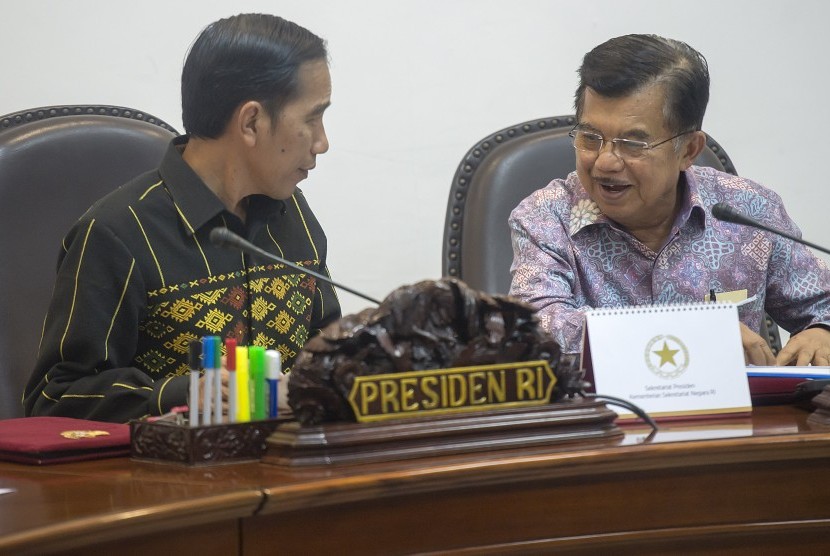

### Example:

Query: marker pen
xmin=213 ymin=337 xmax=222 ymax=424
xmin=249 ymin=346 xmax=266 ymax=420
xmin=236 ymin=345 xmax=251 ymax=423
xmin=188 ymin=340 xmax=202 ymax=427
xmin=265 ymin=350 xmax=281 ymax=419
xmin=201 ymin=336 xmax=217 ymax=426
xmin=226 ymin=337 xmax=238 ymax=424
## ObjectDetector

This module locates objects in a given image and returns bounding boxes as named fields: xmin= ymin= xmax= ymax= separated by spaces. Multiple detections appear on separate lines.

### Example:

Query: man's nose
xmin=595 ymin=141 xmax=624 ymax=171
xmin=313 ymin=126 xmax=329 ymax=155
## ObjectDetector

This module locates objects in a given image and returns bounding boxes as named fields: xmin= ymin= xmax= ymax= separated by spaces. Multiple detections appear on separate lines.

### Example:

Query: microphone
xmin=712 ymin=202 xmax=830 ymax=397
xmin=711 ymin=203 xmax=830 ymax=256
xmin=209 ymin=227 xmax=382 ymax=305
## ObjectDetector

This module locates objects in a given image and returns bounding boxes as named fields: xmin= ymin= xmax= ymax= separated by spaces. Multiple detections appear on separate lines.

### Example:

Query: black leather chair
xmin=0 ymin=105 xmax=178 ymax=419
xmin=442 ymin=115 xmax=781 ymax=352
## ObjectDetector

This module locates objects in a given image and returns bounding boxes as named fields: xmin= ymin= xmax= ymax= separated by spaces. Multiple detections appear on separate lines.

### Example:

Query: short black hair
xmin=574 ymin=34 xmax=710 ymax=134
xmin=182 ymin=13 xmax=327 ymax=138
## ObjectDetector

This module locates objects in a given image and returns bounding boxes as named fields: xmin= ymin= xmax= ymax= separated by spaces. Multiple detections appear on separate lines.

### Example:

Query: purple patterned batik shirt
xmin=509 ymin=165 xmax=830 ymax=354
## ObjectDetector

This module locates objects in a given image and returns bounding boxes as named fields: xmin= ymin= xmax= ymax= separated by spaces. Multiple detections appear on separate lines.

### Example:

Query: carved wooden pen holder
xmin=130 ymin=418 xmax=285 ymax=466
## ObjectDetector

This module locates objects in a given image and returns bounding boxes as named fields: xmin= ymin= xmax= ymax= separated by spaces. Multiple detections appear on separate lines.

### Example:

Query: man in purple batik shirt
xmin=509 ymin=34 xmax=830 ymax=366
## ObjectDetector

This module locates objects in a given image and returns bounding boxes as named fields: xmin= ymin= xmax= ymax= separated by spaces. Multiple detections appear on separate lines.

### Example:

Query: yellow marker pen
xmin=235 ymin=345 xmax=250 ymax=423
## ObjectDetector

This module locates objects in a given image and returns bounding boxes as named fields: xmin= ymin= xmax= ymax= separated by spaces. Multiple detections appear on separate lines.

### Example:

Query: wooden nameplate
xmin=262 ymin=398 xmax=622 ymax=467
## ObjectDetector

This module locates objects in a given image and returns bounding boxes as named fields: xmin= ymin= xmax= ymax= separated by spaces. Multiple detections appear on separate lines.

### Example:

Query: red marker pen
xmin=226 ymin=337 xmax=237 ymax=423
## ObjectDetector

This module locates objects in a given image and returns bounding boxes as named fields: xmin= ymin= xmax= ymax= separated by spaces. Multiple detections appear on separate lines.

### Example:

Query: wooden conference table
xmin=2 ymin=404 xmax=830 ymax=555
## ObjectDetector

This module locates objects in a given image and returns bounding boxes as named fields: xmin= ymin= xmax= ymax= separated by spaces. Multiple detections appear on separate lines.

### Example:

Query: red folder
xmin=0 ymin=417 xmax=130 ymax=465
xmin=748 ymin=376 xmax=815 ymax=405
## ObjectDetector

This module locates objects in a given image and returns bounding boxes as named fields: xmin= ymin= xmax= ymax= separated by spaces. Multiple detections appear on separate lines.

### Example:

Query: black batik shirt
xmin=24 ymin=136 xmax=341 ymax=422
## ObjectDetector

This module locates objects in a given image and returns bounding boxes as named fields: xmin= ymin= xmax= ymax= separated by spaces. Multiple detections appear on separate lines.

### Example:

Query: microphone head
xmin=711 ymin=202 xmax=748 ymax=225
xmin=209 ymin=227 xmax=237 ymax=248
xmin=209 ymin=226 xmax=263 ymax=259
xmin=711 ymin=202 xmax=733 ymax=221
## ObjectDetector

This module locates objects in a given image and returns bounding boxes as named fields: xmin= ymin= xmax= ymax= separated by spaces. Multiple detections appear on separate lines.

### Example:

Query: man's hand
xmin=740 ymin=322 xmax=776 ymax=366
xmin=776 ymin=327 xmax=830 ymax=366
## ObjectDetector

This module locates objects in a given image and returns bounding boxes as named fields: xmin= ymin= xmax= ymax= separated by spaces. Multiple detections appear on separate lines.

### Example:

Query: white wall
xmin=3 ymin=0 xmax=828 ymax=315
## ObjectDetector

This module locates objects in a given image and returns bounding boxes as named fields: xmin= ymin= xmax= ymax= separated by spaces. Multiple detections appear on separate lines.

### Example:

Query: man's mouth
xmin=596 ymin=179 xmax=631 ymax=193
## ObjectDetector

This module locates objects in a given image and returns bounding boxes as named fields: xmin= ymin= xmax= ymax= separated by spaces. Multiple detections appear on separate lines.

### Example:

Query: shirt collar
xmin=158 ymin=136 xmax=226 ymax=236
xmin=158 ymin=136 xmax=286 ymax=235
xmin=674 ymin=167 xmax=706 ymax=230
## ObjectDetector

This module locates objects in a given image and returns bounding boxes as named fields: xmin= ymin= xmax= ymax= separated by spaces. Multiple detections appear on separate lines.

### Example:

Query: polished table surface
xmin=2 ymin=404 xmax=830 ymax=555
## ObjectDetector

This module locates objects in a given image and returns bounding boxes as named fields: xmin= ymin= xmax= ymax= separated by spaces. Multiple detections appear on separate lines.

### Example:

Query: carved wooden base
xmin=130 ymin=418 xmax=284 ymax=466
xmin=262 ymin=398 xmax=622 ymax=467
xmin=807 ymin=385 xmax=830 ymax=429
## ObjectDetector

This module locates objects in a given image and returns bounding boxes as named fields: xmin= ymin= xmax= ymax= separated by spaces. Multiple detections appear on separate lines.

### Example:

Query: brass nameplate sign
xmin=347 ymin=360 xmax=556 ymax=423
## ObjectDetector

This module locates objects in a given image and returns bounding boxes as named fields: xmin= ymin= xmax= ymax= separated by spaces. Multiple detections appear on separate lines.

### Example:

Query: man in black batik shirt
xmin=24 ymin=14 xmax=341 ymax=422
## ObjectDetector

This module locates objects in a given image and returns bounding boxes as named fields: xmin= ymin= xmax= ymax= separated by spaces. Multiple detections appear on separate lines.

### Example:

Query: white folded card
xmin=582 ymin=302 xmax=751 ymax=420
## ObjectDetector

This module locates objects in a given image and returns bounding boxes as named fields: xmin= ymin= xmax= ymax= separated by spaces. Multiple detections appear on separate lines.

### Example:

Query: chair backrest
xmin=0 ymin=106 xmax=178 ymax=419
xmin=441 ymin=115 xmax=780 ymax=353
xmin=443 ymin=115 xmax=736 ymax=295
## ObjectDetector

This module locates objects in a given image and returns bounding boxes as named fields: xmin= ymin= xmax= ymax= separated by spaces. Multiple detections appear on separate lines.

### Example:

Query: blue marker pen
xmin=188 ymin=340 xmax=202 ymax=427
xmin=212 ymin=337 xmax=223 ymax=424
xmin=201 ymin=336 xmax=217 ymax=426
xmin=265 ymin=350 xmax=281 ymax=419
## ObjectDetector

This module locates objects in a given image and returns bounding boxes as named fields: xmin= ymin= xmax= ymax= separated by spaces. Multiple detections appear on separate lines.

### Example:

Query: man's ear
xmin=680 ymin=130 xmax=706 ymax=170
xmin=235 ymin=101 xmax=267 ymax=147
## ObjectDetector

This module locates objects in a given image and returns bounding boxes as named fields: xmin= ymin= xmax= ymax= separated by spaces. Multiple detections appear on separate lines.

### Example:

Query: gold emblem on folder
xmin=60 ymin=430 xmax=111 ymax=439
xmin=645 ymin=335 xmax=689 ymax=379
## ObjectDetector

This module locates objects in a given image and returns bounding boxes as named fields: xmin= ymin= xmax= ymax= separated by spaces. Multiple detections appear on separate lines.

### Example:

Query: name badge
xmin=704 ymin=289 xmax=748 ymax=303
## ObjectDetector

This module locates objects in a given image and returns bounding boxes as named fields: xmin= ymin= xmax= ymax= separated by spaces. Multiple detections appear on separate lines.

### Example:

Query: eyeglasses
xmin=568 ymin=127 xmax=695 ymax=160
